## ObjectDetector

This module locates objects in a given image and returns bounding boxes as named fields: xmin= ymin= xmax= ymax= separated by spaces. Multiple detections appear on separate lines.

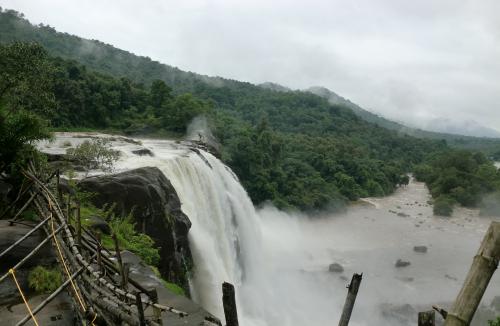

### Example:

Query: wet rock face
xmin=395 ymin=259 xmax=411 ymax=268
xmin=328 ymin=263 xmax=344 ymax=273
xmin=413 ymin=246 xmax=428 ymax=253
xmin=132 ymin=148 xmax=154 ymax=157
xmin=78 ymin=167 xmax=192 ymax=293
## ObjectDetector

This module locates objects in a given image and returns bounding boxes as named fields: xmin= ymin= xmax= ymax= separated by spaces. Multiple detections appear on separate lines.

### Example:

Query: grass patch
xmin=28 ymin=266 xmax=62 ymax=294
xmin=100 ymin=214 xmax=160 ymax=266
xmin=150 ymin=266 xmax=186 ymax=296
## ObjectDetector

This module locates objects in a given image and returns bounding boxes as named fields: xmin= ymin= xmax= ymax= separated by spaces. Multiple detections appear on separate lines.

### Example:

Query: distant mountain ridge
xmin=412 ymin=118 xmax=500 ymax=138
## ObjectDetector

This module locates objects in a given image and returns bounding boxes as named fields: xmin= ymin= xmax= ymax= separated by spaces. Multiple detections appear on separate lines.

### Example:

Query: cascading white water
xmin=112 ymin=138 xmax=264 ymax=320
xmin=41 ymin=133 xmax=500 ymax=326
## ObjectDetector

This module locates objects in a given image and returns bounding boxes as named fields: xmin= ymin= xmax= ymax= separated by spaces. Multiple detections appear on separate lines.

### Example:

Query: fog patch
xmin=186 ymin=115 xmax=220 ymax=151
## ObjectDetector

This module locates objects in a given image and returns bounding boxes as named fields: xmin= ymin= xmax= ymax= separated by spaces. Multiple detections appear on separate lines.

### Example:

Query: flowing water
xmin=40 ymin=133 xmax=500 ymax=325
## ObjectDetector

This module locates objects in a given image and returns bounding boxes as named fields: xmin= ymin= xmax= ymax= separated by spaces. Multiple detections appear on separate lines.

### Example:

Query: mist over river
xmin=40 ymin=133 xmax=500 ymax=326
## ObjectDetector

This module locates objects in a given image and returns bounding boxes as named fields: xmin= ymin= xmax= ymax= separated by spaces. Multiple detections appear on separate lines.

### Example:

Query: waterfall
xmin=112 ymin=139 xmax=263 ymax=318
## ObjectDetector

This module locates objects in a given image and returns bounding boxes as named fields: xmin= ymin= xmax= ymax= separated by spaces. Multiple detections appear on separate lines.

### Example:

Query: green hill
xmin=2 ymin=7 xmax=499 ymax=212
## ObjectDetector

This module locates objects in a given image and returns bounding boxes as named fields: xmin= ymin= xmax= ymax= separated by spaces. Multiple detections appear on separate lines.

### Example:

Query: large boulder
xmin=78 ymin=167 xmax=193 ymax=293
xmin=0 ymin=220 xmax=55 ymax=269
xmin=328 ymin=263 xmax=344 ymax=273
xmin=395 ymin=259 xmax=411 ymax=268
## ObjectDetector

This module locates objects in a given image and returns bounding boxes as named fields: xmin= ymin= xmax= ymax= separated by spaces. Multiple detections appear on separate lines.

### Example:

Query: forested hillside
xmin=2 ymin=8 xmax=499 ymax=213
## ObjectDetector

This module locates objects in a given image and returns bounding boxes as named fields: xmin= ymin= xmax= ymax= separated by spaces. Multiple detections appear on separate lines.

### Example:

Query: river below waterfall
xmin=40 ymin=133 xmax=500 ymax=326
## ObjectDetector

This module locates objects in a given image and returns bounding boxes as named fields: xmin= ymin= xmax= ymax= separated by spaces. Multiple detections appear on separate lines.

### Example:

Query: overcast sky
xmin=3 ymin=0 xmax=500 ymax=133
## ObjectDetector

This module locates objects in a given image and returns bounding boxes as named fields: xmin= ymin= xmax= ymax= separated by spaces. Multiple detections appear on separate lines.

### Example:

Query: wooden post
xmin=66 ymin=194 xmax=71 ymax=222
xmin=150 ymin=289 xmax=163 ymax=325
xmin=444 ymin=221 xmax=499 ymax=326
xmin=222 ymin=282 xmax=239 ymax=326
xmin=56 ymin=169 xmax=62 ymax=203
xmin=76 ymin=201 xmax=81 ymax=247
xmin=418 ymin=311 xmax=435 ymax=326
xmin=123 ymin=263 xmax=130 ymax=291
xmin=96 ymin=233 xmax=103 ymax=276
xmin=112 ymin=233 xmax=126 ymax=290
xmin=135 ymin=292 xmax=146 ymax=326
xmin=338 ymin=273 xmax=363 ymax=326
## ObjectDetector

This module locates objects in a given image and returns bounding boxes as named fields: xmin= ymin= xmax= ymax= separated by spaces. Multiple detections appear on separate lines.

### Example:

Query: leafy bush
xmin=489 ymin=317 xmax=500 ymax=326
xmin=433 ymin=195 xmax=454 ymax=216
xmin=28 ymin=266 xmax=62 ymax=293
xmin=66 ymin=138 xmax=120 ymax=173
xmin=102 ymin=214 xmax=160 ymax=266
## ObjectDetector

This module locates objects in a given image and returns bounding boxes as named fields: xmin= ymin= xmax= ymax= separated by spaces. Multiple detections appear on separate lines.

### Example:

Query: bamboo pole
xmin=66 ymin=194 xmax=71 ymax=223
xmin=222 ymin=282 xmax=239 ymax=326
xmin=112 ymin=233 xmax=127 ymax=290
xmin=76 ymin=201 xmax=81 ymax=247
xmin=338 ymin=273 xmax=363 ymax=326
xmin=56 ymin=169 xmax=62 ymax=203
xmin=418 ymin=311 xmax=435 ymax=326
xmin=150 ymin=289 xmax=163 ymax=325
xmin=96 ymin=233 xmax=103 ymax=276
xmin=444 ymin=221 xmax=499 ymax=326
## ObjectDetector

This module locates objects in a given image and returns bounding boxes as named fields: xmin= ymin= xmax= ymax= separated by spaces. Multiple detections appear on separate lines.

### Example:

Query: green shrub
xmin=433 ymin=195 xmax=454 ymax=216
xmin=66 ymin=138 xmax=120 ymax=173
xmin=489 ymin=317 xmax=500 ymax=326
xmin=28 ymin=266 xmax=62 ymax=294
xmin=102 ymin=214 xmax=160 ymax=266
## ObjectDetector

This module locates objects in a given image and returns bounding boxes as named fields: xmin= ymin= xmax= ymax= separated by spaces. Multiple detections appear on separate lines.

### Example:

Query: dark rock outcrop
xmin=78 ymin=167 xmax=192 ymax=293
xmin=0 ymin=220 xmax=55 ymax=269
xmin=328 ymin=263 xmax=344 ymax=273
xmin=413 ymin=245 xmax=428 ymax=253
xmin=132 ymin=148 xmax=154 ymax=157
xmin=395 ymin=259 xmax=411 ymax=268
xmin=88 ymin=216 xmax=111 ymax=235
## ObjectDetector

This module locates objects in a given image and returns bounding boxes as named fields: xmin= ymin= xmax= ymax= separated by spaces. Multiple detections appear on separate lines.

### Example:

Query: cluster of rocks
xmin=328 ymin=245 xmax=429 ymax=275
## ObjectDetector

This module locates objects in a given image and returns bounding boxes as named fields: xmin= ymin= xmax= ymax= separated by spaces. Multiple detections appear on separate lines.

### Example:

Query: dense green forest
xmin=1 ymin=8 xmax=500 ymax=213
xmin=2 ymin=7 xmax=500 ymax=156
xmin=414 ymin=150 xmax=500 ymax=215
